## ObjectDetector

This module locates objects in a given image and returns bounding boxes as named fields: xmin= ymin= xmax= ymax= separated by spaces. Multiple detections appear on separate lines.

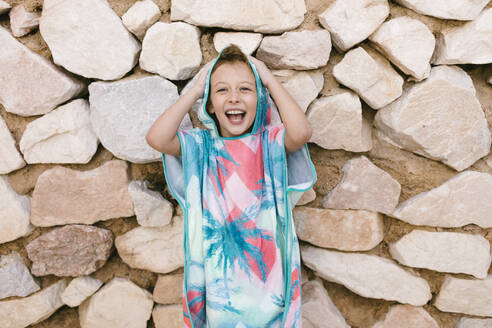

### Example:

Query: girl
xmin=146 ymin=45 xmax=316 ymax=327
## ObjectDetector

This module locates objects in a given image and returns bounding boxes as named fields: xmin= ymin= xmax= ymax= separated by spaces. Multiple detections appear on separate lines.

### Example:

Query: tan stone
xmin=372 ymin=304 xmax=439 ymax=328
xmin=294 ymin=207 xmax=384 ymax=251
xmin=301 ymin=245 xmax=432 ymax=305
xmin=153 ymin=273 xmax=183 ymax=304
xmin=323 ymin=156 xmax=401 ymax=215
xmin=307 ymin=91 xmax=372 ymax=152
xmin=153 ymin=304 xmax=183 ymax=328
xmin=61 ymin=276 xmax=103 ymax=307
xmin=122 ymin=0 xmax=160 ymax=40
xmin=434 ymin=275 xmax=492 ymax=316
xmin=395 ymin=0 xmax=490 ymax=20
xmin=128 ymin=180 xmax=173 ymax=227
xmin=9 ymin=5 xmax=40 ymax=37
xmin=213 ymin=32 xmax=262 ymax=55
xmin=0 ymin=115 xmax=25 ymax=174
xmin=456 ymin=317 xmax=492 ymax=328
xmin=296 ymin=188 xmax=316 ymax=206
xmin=31 ymin=160 xmax=134 ymax=226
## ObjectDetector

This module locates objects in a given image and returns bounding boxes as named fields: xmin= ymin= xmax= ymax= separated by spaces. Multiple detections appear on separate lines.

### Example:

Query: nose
xmin=228 ymin=89 xmax=240 ymax=103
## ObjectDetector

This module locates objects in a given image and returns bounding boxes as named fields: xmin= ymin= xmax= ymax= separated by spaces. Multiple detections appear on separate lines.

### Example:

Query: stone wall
xmin=1 ymin=0 xmax=492 ymax=327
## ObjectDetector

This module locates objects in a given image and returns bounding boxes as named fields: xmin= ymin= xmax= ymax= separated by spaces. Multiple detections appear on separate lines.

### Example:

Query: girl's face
xmin=209 ymin=62 xmax=257 ymax=138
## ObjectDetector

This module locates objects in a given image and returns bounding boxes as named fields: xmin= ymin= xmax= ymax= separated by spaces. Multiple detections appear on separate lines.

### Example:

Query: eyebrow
xmin=213 ymin=81 xmax=255 ymax=87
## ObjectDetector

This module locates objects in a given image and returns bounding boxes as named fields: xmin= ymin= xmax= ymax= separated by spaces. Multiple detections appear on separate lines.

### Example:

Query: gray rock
xmin=26 ymin=224 xmax=113 ymax=277
xmin=0 ymin=115 xmax=25 ymax=174
xmin=0 ymin=26 xmax=85 ymax=116
xmin=40 ymin=0 xmax=140 ymax=80
xmin=0 ymin=252 xmax=40 ymax=300
xmin=89 ymin=76 xmax=184 ymax=163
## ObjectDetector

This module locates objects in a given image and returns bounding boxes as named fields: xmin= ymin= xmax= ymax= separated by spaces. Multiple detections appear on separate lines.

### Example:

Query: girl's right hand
xmin=191 ymin=61 xmax=213 ymax=98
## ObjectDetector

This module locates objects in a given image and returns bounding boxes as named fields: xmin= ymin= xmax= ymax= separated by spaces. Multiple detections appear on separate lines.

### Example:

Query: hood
xmin=197 ymin=48 xmax=272 ymax=139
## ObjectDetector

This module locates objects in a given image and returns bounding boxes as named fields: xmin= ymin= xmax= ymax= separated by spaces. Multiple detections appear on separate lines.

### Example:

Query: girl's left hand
xmin=248 ymin=56 xmax=275 ymax=88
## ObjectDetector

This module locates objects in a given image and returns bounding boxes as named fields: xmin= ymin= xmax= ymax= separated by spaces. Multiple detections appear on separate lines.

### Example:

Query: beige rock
xmin=122 ymin=0 xmax=160 ymax=40
xmin=319 ymin=0 xmax=389 ymax=51
xmin=301 ymin=245 xmax=432 ymax=305
xmin=296 ymin=188 xmax=316 ymax=206
xmin=372 ymin=304 xmax=439 ymax=328
xmin=333 ymin=46 xmax=403 ymax=109
xmin=0 ymin=175 xmax=33 ymax=244
xmin=0 ymin=279 xmax=67 ymax=328
xmin=115 ymin=217 xmax=184 ymax=274
xmin=19 ymin=99 xmax=98 ymax=164
xmin=393 ymin=171 xmax=492 ymax=228
xmin=434 ymin=275 xmax=492 ymax=316
xmin=369 ymin=17 xmax=435 ymax=81
xmin=0 ymin=115 xmax=25 ymax=174
xmin=432 ymin=9 xmax=492 ymax=65
xmin=307 ymin=92 xmax=372 ymax=152
xmin=9 ymin=5 xmax=40 ymax=37
xmin=323 ymin=156 xmax=401 ymax=215
xmin=302 ymin=280 xmax=349 ymax=328
xmin=153 ymin=273 xmax=183 ymax=304
xmin=128 ymin=180 xmax=173 ymax=227
xmin=61 ymin=276 xmax=103 ymax=307
xmin=273 ymin=69 xmax=324 ymax=112
xmin=394 ymin=0 xmax=490 ymax=20
xmin=153 ymin=304 xmax=183 ymax=328
xmin=79 ymin=277 xmax=154 ymax=328
xmin=256 ymin=30 xmax=331 ymax=70
xmin=40 ymin=0 xmax=140 ymax=80
xmin=0 ymin=252 xmax=40 ymax=300
xmin=0 ymin=26 xmax=85 ymax=116
xmin=0 ymin=0 xmax=10 ymax=14
xmin=213 ymin=32 xmax=262 ymax=55
xmin=171 ymin=0 xmax=306 ymax=33
xmin=456 ymin=317 xmax=492 ymax=328
xmin=31 ymin=160 xmax=134 ymax=226
xmin=375 ymin=65 xmax=491 ymax=171
xmin=389 ymin=230 xmax=491 ymax=278
xmin=294 ymin=207 xmax=384 ymax=251
xmin=140 ymin=22 xmax=202 ymax=80
xmin=26 ymin=224 xmax=113 ymax=277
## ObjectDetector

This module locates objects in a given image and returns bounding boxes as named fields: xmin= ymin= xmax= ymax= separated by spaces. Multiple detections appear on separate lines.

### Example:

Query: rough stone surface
xmin=389 ymin=230 xmax=491 ymax=278
xmin=375 ymin=65 xmax=491 ymax=171
xmin=294 ymin=207 xmax=384 ymax=251
xmin=61 ymin=276 xmax=103 ymax=307
xmin=456 ymin=318 xmax=492 ymax=328
xmin=26 ymin=224 xmax=113 ymax=277
xmin=170 ymin=0 xmax=306 ymax=33
xmin=0 ymin=115 xmax=25 ymax=174
xmin=31 ymin=160 xmax=134 ymax=226
xmin=40 ymin=0 xmax=141 ymax=80
xmin=296 ymin=188 xmax=316 ymax=206
xmin=79 ymin=277 xmax=154 ymax=328
xmin=273 ymin=69 xmax=323 ymax=112
xmin=9 ymin=5 xmax=40 ymax=37
xmin=432 ymin=9 xmax=492 ymax=65
xmin=0 ymin=0 xmax=10 ymax=14
xmin=0 ymin=252 xmax=40 ymax=300
xmin=122 ymin=0 xmax=160 ymax=40
xmin=301 ymin=245 xmax=432 ymax=306
xmin=153 ymin=304 xmax=183 ymax=328
xmin=369 ymin=17 xmax=435 ymax=81
xmin=140 ymin=22 xmax=202 ymax=80
xmin=0 ymin=26 xmax=85 ymax=116
xmin=307 ymin=91 xmax=372 ymax=152
xmin=89 ymin=76 xmax=185 ymax=163
xmin=434 ymin=275 xmax=492 ymax=317
xmin=213 ymin=32 xmax=262 ymax=55
xmin=256 ymin=30 xmax=331 ymax=70
xmin=153 ymin=273 xmax=183 ymax=304
xmin=393 ymin=171 xmax=492 ymax=228
xmin=323 ymin=156 xmax=401 ymax=215
xmin=0 ymin=279 xmax=67 ymax=328
xmin=394 ymin=0 xmax=491 ymax=20
xmin=302 ymin=280 xmax=349 ymax=328
xmin=319 ymin=0 xmax=389 ymax=51
xmin=0 ymin=175 xmax=33 ymax=244
xmin=333 ymin=46 xmax=403 ymax=109
xmin=115 ymin=216 xmax=184 ymax=274
xmin=128 ymin=180 xmax=173 ymax=227
xmin=372 ymin=304 xmax=439 ymax=328
xmin=19 ymin=99 xmax=98 ymax=164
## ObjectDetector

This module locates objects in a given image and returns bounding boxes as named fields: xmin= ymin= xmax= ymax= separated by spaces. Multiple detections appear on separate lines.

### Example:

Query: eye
xmin=216 ymin=88 xmax=226 ymax=93
xmin=240 ymin=87 xmax=251 ymax=92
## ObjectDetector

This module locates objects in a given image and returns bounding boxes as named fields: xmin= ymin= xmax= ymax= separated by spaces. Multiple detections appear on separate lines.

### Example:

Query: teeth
xmin=226 ymin=110 xmax=244 ymax=115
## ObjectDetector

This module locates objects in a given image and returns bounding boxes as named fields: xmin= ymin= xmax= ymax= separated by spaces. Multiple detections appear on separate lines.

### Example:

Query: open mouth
xmin=225 ymin=109 xmax=246 ymax=124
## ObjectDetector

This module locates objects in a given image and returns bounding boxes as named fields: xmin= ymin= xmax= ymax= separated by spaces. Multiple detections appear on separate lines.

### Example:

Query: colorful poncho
xmin=161 ymin=51 xmax=316 ymax=327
